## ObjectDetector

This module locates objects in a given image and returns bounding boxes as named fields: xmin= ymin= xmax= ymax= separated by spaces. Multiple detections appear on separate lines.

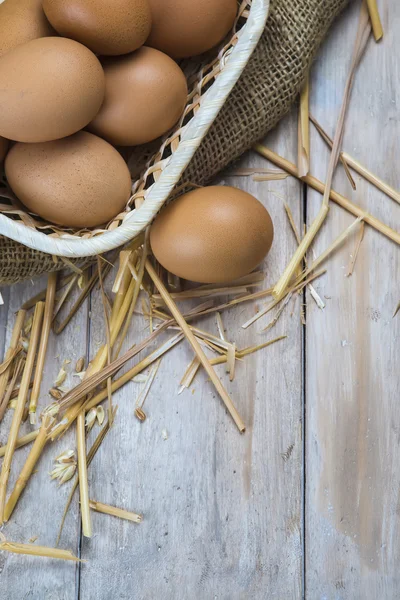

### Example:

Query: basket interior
xmin=0 ymin=1 xmax=253 ymax=242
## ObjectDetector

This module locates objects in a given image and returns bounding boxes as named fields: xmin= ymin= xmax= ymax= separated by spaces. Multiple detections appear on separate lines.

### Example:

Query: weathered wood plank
xmin=306 ymin=1 xmax=400 ymax=596
xmin=79 ymin=112 xmax=304 ymax=599
xmin=0 ymin=274 xmax=88 ymax=599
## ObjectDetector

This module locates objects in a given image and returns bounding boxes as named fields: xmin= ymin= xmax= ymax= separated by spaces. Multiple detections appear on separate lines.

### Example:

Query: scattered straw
xmin=0 ymin=358 xmax=24 ymax=423
xmin=0 ymin=310 xmax=26 ymax=408
xmin=56 ymin=409 xmax=117 ymax=545
xmin=53 ymin=261 xmax=111 ymax=335
xmin=253 ymin=147 xmax=400 ymax=246
xmin=0 ymin=302 xmax=45 ymax=523
xmin=271 ymin=3 xmax=371 ymax=300
xmin=262 ymin=293 xmax=293 ymax=332
xmin=114 ymin=230 xmax=149 ymax=358
xmin=309 ymin=114 xmax=356 ymax=189
xmin=311 ymin=114 xmax=400 ymax=205
xmin=145 ymin=260 xmax=245 ymax=433
xmin=242 ymin=270 xmax=326 ymax=329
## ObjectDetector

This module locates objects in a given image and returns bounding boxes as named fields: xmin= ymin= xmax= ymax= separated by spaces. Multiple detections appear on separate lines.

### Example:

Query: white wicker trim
xmin=0 ymin=0 xmax=269 ymax=257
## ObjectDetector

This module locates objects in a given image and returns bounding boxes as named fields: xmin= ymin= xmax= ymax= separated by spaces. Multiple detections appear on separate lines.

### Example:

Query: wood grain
xmin=306 ymin=0 xmax=400 ymax=596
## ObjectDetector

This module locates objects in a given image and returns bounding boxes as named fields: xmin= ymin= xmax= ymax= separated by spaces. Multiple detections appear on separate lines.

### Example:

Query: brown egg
xmin=147 ymin=0 xmax=237 ymax=58
xmin=0 ymin=37 xmax=105 ymax=143
xmin=0 ymin=0 xmax=54 ymax=58
xmin=0 ymin=137 xmax=9 ymax=163
xmin=5 ymin=132 xmax=132 ymax=228
xmin=89 ymin=47 xmax=187 ymax=146
xmin=150 ymin=186 xmax=274 ymax=283
xmin=43 ymin=0 xmax=151 ymax=56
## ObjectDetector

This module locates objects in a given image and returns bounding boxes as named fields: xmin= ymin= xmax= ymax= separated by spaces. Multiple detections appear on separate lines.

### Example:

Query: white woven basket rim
xmin=0 ymin=0 xmax=270 ymax=258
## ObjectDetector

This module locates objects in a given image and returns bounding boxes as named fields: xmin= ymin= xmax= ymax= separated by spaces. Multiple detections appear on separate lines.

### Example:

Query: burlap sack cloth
xmin=0 ymin=0 xmax=349 ymax=285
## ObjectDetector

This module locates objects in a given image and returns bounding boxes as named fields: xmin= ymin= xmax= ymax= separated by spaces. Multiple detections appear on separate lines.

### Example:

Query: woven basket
xmin=0 ymin=0 xmax=269 ymax=258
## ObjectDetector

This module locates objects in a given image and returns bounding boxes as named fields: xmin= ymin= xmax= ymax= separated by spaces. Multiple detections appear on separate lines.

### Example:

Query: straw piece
xmin=195 ymin=272 xmax=265 ymax=289
xmin=366 ymin=0 xmax=383 ymax=41
xmin=89 ymin=500 xmax=142 ymax=524
xmin=0 ymin=347 xmax=22 ymax=376
xmin=4 ymin=416 xmax=53 ymax=521
xmin=298 ymin=75 xmax=310 ymax=178
xmin=135 ymin=359 xmax=161 ymax=413
xmin=112 ymin=250 xmax=133 ymax=294
xmin=347 ymin=221 xmax=365 ymax=276
xmin=53 ymin=263 xmax=111 ymax=335
xmin=216 ymin=313 xmax=226 ymax=341
xmin=284 ymin=203 xmax=325 ymax=309
xmin=29 ymin=273 xmax=57 ymax=424
xmin=0 ymin=302 xmax=44 ymax=523
xmin=114 ymin=232 xmax=149 ymax=359
xmin=0 ymin=358 xmax=24 ymax=423
xmin=56 ymin=409 xmax=116 ymax=546
xmin=0 ymin=310 xmax=26 ymax=407
xmin=311 ymin=114 xmax=400 ymax=205
xmin=227 ymin=343 xmax=236 ymax=381
xmin=89 ymin=334 xmax=183 ymax=414
xmin=237 ymin=335 xmax=287 ymax=358
xmin=145 ymin=260 xmax=245 ymax=433
xmin=309 ymin=114 xmax=356 ymax=190
xmin=242 ymin=270 xmax=326 ymax=329
xmin=76 ymin=411 xmax=92 ymax=538
xmin=0 ymin=540 xmax=81 ymax=562
xmin=152 ymin=285 xmax=250 ymax=303
xmin=52 ymin=275 xmax=79 ymax=321
xmin=271 ymin=4 xmax=371 ymax=300
xmin=0 ymin=430 xmax=39 ymax=458
xmin=21 ymin=274 xmax=76 ymax=311
xmin=262 ymin=293 xmax=293 ymax=332
xmin=97 ymin=258 xmax=113 ymax=423
xmin=253 ymin=146 xmax=400 ymax=246
xmin=298 ymin=218 xmax=363 ymax=283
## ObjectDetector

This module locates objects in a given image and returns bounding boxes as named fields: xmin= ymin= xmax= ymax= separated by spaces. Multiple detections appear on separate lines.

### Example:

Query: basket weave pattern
xmin=0 ymin=0 xmax=349 ymax=284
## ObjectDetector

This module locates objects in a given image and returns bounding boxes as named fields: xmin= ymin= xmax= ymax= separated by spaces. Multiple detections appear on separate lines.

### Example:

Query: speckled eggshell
xmin=0 ymin=37 xmax=105 ymax=143
xmin=43 ymin=0 xmax=151 ymax=56
xmin=5 ymin=132 xmax=132 ymax=228
xmin=89 ymin=47 xmax=187 ymax=146
xmin=0 ymin=0 xmax=54 ymax=58
xmin=0 ymin=137 xmax=9 ymax=163
xmin=147 ymin=0 xmax=237 ymax=58
xmin=150 ymin=186 xmax=274 ymax=283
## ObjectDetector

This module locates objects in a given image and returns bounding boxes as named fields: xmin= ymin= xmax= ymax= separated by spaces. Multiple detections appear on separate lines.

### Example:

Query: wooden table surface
xmin=1 ymin=1 xmax=399 ymax=598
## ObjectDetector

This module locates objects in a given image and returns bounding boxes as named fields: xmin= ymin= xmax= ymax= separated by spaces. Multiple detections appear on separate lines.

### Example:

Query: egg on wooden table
xmin=147 ymin=0 xmax=237 ymax=58
xmin=0 ymin=37 xmax=105 ymax=143
xmin=5 ymin=132 xmax=132 ymax=228
xmin=0 ymin=137 xmax=8 ymax=162
xmin=89 ymin=47 xmax=187 ymax=146
xmin=43 ymin=0 xmax=151 ymax=56
xmin=0 ymin=0 xmax=54 ymax=58
xmin=150 ymin=186 xmax=274 ymax=283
